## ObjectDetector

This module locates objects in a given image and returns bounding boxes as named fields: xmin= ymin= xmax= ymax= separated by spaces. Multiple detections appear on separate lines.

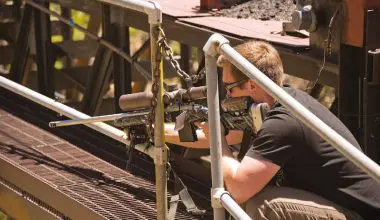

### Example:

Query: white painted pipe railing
xmin=203 ymin=33 xmax=380 ymax=220
xmin=0 ymin=76 xmax=155 ymax=158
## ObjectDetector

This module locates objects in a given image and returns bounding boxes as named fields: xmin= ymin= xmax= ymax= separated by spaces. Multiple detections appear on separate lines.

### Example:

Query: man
xmin=165 ymin=40 xmax=380 ymax=219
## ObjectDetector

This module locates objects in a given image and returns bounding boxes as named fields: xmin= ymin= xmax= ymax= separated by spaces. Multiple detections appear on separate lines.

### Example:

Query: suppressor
xmin=119 ymin=92 xmax=153 ymax=111
xmin=119 ymin=86 xmax=207 ymax=112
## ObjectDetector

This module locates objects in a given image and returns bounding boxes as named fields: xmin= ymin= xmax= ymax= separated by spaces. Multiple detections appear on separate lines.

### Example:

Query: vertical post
xmin=362 ymin=9 xmax=380 ymax=161
xmin=112 ymin=7 xmax=132 ymax=113
xmin=180 ymin=44 xmax=190 ymax=75
xmin=10 ymin=4 xmax=33 ymax=83
xmin=340 ymin=0 xmax=380 ymax=158
xmin=205 ymin=53 xmax=226 ymax=220
xmin=33 ymin=0 xmax=55 ymax=98
xmin=150 ymin=24 xmax=167 ymax=220
xmin=81 ymin=4 xmax=113 ymax=115
xmin=339 ymin=45 xmax=364 ymax=144
xmin=61 ymin=7 xmax=72 ymax=69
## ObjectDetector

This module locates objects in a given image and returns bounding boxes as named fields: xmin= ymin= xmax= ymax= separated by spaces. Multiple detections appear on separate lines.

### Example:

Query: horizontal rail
xmin=95 ymin=0 xmax=162 ymax=24
xmin=0 ymin=76 xmax=155 ymax=158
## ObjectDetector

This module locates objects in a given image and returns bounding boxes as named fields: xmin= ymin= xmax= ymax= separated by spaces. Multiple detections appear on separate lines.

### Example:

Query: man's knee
xmin=243 ymin=186 xmax=361 ymax=220
xmin=244 ymin=186 xmax=284 ymax=219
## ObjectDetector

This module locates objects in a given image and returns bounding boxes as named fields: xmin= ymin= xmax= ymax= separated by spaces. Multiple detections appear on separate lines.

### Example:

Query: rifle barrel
xmin=49 ymin=111 xmax=150 ymax=128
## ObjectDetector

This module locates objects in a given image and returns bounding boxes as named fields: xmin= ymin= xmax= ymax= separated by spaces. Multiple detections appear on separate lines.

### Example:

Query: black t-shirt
xmin=246 ymin=87 xmax=380 ymax=219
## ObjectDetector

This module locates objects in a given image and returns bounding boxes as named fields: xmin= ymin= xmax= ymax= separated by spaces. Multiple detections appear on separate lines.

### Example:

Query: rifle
xmin=173 ymin=96 xmax=256 ymax=142
xmin=115 ymin=92 xmax=268 ymax=143
xmin=49 ymin=87 xmax=268 ymax=144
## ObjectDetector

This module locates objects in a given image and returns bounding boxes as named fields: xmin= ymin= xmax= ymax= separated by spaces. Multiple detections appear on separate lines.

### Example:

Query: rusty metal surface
xmin=0 ymin=89 xmax=209 ymax=219
xmin=159 ymin=0 xmax=309 ymax=47
xmin=156 ymin=0 xmax=211 ymax=17
xmin=179 ymin=16 xmax=309 ymax=47
xmin=116 ymin=0 xmax=308 ymax=48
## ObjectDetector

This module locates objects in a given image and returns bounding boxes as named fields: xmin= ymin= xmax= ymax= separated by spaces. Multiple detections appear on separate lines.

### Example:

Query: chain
xmin=147 ymin=27 xmax=207 ymax=142
xmin=158 ymin=28 xmax=205 ymax=87
xmin=307 ymin=7 xmax=340 ymax=92
xmin=146 ymin=27 xmax=164 ymax=142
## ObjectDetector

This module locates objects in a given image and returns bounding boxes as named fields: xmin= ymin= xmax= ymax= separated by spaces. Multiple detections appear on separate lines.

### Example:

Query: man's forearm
xmin=221 ymin=136 xmax=240 ymax=192
xmin=164 ymin=123 xmax=210 ymax=148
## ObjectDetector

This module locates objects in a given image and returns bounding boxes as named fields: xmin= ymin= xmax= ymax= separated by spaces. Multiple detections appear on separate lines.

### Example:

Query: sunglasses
xmin=224 ymin=79 xmax=249 ymax=94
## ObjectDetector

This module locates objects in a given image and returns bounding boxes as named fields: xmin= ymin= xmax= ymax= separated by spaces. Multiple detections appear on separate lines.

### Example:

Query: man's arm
xmin=166 ymin=121 xmax=279 ymax=203
xmin=164 ymin=122 xmax=244 ymax=148
xmin=164 ymin=123 xmax=210 ymax=148
xmin=221 ymin=135 xmax=280 ymax=204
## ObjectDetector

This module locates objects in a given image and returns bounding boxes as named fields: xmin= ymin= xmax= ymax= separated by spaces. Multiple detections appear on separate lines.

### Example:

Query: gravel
xmin=219 ymin=0 xmax=296 ymax=21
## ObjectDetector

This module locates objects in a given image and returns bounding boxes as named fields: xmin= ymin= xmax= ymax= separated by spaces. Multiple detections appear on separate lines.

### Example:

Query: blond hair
xmin=217 ymin=41 xmax=284 ymax=86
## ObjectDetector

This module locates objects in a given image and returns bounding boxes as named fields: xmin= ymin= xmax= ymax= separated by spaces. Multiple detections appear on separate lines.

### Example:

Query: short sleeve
xmin=245 ymin=112 xmax=303 ymax=166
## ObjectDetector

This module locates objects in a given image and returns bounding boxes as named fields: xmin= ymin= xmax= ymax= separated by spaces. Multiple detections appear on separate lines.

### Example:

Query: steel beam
xmin=339 ymin=44 xmax=364 ymax=144
xmin=61 ymin=6 xmax=72 ymax=69
xmin=362 ymin=9 xmax=380 ymax=162
xmin=0 ymin=46 xmax=14 ymax=65
xmin=111 ymin=7 xmax=132 ymax=113
xmin=33 ymin=0 xmax=55 ymax=98
xmin=40 ymin=0 xmax=100 ymax=14
xmin=80 ymin=44 xmax=113 ymax=115
xmin=54 ymin=40 xmax=98 ymax=59
xmin=340 ymin=6 xmax=380 ymax=161
xmin=81 ymin=5 xmax=113 ymax=115
xmin=14 ymin=0 xmax=22 ymax=21
xmin=0 ymin=23 xmax=17 ymax=45
xmin=366 ymin=9 xmax=380 ymax=49
xmin=180 ymin=44 xmax=190 ymax=76
xmin=9 ymin=4 xmax=33 ymax=83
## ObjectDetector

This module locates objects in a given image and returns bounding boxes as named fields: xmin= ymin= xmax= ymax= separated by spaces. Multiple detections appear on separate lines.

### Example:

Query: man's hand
xmin=194 ymin=122 xmax=243 ymax=146
xmin=194 ymin=122 xmax=226 ymax=138
xmin=194 ymin=122 xmax=210 ymax=139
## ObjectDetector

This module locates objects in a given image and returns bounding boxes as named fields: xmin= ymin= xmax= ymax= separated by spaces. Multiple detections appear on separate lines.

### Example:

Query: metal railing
xmin=1 ymin=75 xmax=156 ymax=154
xmin=2 ymin=0 xmax=169 ymax=219
xmin=203 ymin=33 xmax=380 ymax=220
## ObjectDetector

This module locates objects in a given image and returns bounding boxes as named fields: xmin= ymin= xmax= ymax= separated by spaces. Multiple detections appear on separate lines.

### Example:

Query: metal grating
xmin=0 ymin=176 xmax=68 ymax=220
xmin=0 ymin=92 xmax=210 ymax=219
